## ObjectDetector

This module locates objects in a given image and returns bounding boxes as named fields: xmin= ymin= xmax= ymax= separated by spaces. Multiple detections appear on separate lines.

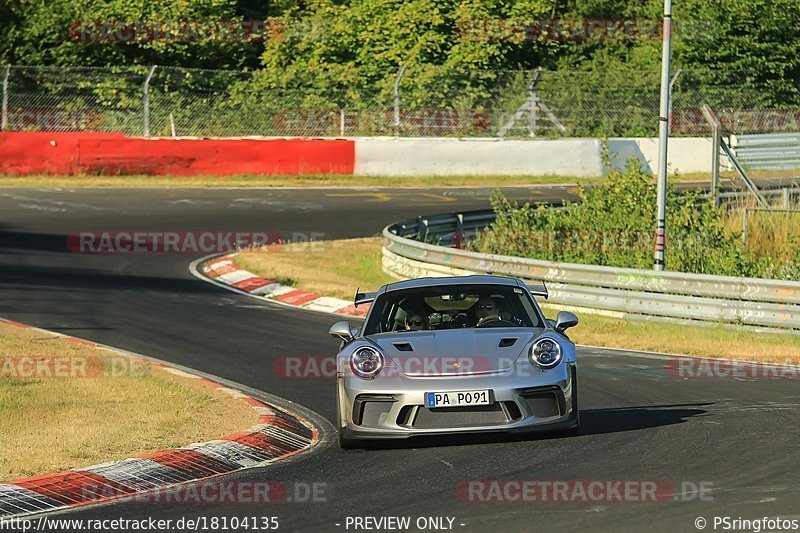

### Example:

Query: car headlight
xmin=350 ymin=346 xmax=384 ymax=379
xmin=530 ymin=338 xmax=563 ymax=369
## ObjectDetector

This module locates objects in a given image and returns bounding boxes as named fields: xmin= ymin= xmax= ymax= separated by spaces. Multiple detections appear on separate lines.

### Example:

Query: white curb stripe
xmin=302 ymin=296 xmax=354 ymax=313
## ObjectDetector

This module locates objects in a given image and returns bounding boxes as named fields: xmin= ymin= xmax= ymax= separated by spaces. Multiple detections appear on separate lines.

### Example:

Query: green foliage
xmin=472 ymin=159 xmax=796 ymax=280
xmin=1 ymin=0 xmax=798 ymax=137
xmin=0 ymin=0 xmax=273 ymax=69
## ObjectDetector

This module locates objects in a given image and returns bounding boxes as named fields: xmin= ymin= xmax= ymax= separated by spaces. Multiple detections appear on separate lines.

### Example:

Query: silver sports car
xmin=328 ymin=275 xmax=580 ymax=449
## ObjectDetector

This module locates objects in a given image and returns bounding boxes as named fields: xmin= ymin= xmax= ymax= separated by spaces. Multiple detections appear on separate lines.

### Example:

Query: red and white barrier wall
xmin=0 ymin=132 xmax=354 ymax=176
xmin=0 ymin=132 xmax=714 ymax=177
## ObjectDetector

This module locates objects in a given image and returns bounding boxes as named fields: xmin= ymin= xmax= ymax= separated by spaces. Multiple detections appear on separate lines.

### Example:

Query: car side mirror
xmin=329 ymin=321 xmax=354 ymax=343
xmin=555 ymin=311 xmax=579 ymax=332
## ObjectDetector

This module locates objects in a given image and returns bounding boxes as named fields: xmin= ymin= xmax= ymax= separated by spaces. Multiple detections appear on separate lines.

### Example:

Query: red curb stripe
xmin=14 ymin=471 xmax=133 ymax=505
xmin=233 ymin=277 xmax=272 ymax=292
xmin=206 ymin=264 xmax=240 ymax=277
xmin=64 ymin=337 xmax=97 ymax=347
xmin=0 ymin=319 xmax=31 ymax=328
xmin=272 ymin=289 xmax=321 ymax=306
xmin=240 ymin=397 xmax=269 ymax=408
xmin=335 ymin=303 xmax=370 ymax=317
xmin=144 ymin=449 xmax=240 ymax=478
xmin=222 ymin=432 xmax=300 ymax=457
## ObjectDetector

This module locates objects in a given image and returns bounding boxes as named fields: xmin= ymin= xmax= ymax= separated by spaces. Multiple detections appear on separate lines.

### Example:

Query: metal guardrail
xmin=733 ymin=133 xmax=800 ymax=171
xmin=382 ymin=209 xmax=800 ymax=330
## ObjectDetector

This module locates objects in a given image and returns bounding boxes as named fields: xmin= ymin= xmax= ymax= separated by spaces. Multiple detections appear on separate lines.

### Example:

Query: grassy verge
xmin=0 ymin=323 xmax=258 ymax=481
xmin=236 ymin=238 xmax=396 ymax=300
xmin=237 ymin=237 xmax=800 ymax=363
xmin=0 ymin=173 xmax=599 ymax=189
xmin=0 ymin=169 xmax=788 ymax=189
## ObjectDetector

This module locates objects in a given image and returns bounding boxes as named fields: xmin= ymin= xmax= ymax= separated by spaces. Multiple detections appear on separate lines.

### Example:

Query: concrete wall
xmin=354 ymin=137 xmax=605 ymax=177
xmin=605 ymin=137 xmax=717 ymax=175
xmin=355 ymin=136 xmax=713 ymax=177
xmin=0 ymin=132 xmax=713 ymax=177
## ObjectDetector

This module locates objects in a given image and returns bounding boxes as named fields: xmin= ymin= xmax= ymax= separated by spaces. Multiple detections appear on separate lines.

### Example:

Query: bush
xmin=472 ymin=158 xmax=797 ymax=280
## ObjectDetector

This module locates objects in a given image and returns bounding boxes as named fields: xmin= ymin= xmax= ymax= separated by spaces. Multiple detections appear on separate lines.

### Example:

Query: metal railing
xmin=733 ymin=133 xmax=800 ymax=171
xmin=382 ymin=207 xmax=800 ymax=331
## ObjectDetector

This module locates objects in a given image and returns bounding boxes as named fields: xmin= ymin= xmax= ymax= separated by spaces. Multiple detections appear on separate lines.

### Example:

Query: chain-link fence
xmin=2 ymin=64 xmax=798 ymax=138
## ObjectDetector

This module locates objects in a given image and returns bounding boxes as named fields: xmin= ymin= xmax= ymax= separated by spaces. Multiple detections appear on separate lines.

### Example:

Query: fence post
xmin=339 ymin=109 xmax=345 ymax=136
xmin=667 ymin=68 xmax=682 ymax=131
xmin=1 ymin=65 xmax=10 ymax=131
xmin=143 ymin=65 xmax=157 ymax=137
xmin=742 ymin=208 xmax=749 ymax=245
xmin=701 ymin=104 xmax=721 ymax=205
xmin=393 ymin=66 xmax=406 ymax=137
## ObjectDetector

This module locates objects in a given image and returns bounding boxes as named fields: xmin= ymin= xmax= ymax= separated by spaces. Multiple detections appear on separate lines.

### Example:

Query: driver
xmin=405 ymin=313 xmax=427 ymax=331
xmin=473 ymin=297 xmax=500 ymax=325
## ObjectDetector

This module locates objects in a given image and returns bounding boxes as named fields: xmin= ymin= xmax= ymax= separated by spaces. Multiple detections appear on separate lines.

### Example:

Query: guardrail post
xmin=455 ymin=213 xmax=464 ymax=249
xmin=783 ymin=187 xmax=790 ymax=208
xmin=143 ymin=65 xmax=157 ymax=137
xmin=393 ymin=66 xmax=406 ymax=137
xmin=1 ymin=65 xmax=10 ymax=131
xmin=417 ymin=216 xmax=429 ymax=242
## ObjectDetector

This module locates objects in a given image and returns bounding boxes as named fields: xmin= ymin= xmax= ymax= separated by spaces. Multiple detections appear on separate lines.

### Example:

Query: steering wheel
xmin=476 ymin=316 xmax=517 ymax=328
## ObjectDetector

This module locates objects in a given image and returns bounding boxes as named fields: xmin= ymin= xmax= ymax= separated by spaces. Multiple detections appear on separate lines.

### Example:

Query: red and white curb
xmin=0 ymin=318 xmax=318 ymax=519
xmin=201 ymin=255 xmax=370 ymax=317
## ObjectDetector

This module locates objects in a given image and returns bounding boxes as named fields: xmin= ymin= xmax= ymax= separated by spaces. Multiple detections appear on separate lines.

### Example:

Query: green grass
xmin=0 ymin=323 xmax=258 ymax=481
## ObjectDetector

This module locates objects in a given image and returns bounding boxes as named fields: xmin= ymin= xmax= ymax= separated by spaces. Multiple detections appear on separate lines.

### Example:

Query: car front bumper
xmin=338 ymin=363 xmax=578 ymax=440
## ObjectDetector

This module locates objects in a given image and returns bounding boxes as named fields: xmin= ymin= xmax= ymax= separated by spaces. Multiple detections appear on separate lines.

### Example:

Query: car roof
xmin=381 ymin=275 xmax=521 ymax=293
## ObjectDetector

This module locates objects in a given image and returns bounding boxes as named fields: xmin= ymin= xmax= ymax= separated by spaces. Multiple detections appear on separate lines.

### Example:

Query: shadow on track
xmin=346 ymin=402 xmax=712 ymax=451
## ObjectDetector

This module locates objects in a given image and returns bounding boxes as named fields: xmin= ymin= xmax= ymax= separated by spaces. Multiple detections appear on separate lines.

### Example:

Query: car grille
xmin=411 ymin=403 xmax=512 ymax=428
xmin=520 ymin=388 xmax=565 ymax=419
xmin=353 ymin=395 xmax=395 ymax=426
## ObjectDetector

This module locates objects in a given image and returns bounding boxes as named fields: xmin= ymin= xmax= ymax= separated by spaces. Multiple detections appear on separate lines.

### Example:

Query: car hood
xmin=369 ymin=327 xmax=543 ymax=376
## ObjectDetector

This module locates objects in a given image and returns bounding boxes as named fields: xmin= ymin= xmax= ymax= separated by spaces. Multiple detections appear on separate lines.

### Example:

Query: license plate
xmin=425 ymin=390 xmax=491 ymax=408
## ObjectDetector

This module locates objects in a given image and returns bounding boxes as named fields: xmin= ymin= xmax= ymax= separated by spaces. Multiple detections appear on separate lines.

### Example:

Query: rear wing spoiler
xmin=525 ymin=281 xmax=548 ymax=300
xmin=354 ymin=288 xmax=377 ymax=308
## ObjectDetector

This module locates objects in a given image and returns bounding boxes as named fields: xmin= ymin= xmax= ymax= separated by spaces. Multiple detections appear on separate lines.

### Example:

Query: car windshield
xmin=363 ymin=284 xmax=542 ymax=335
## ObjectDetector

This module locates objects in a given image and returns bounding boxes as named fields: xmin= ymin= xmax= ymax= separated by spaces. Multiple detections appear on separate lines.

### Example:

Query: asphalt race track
xmin=1 ymin=186 xmax=799 ymax=532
